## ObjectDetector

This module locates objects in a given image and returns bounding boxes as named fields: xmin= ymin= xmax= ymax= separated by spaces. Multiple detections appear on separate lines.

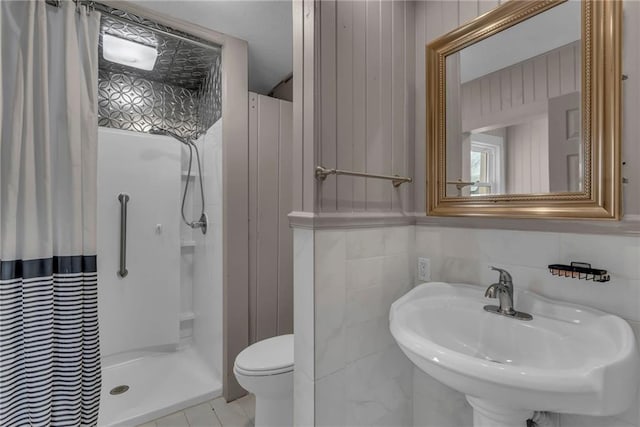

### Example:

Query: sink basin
xmin=390 ymin=282 xmax=639 ymax=425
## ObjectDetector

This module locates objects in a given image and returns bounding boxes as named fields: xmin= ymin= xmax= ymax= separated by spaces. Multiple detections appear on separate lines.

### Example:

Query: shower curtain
xmin=0 ymin=1 xmax=101 ymax=426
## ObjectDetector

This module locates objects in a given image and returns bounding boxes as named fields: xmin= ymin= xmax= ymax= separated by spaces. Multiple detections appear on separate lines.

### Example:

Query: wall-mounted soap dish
xmin=548 ymin=262 xmax=610 ymax=283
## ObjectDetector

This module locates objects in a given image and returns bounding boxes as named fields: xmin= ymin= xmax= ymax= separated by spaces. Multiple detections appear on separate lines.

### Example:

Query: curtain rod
xmin=45 ymin=0 xmax=221 ymax=52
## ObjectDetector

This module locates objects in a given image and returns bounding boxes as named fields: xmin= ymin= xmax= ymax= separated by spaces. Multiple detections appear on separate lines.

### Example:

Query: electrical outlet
xmin=418 ymin=258 xmax=431 ymax=281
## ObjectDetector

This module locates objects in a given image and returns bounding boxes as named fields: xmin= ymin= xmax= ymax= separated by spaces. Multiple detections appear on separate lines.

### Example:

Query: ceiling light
xmin=103 ymin=34 xmax=157 ymax=71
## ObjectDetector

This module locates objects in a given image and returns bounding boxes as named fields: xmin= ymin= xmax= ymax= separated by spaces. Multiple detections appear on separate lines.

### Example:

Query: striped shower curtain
xmin=0 ymin=1 xmax=101 ymax=425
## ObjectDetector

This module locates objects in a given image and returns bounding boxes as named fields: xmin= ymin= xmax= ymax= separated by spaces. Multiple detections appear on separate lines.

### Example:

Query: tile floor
xmin=137 ymin=394 xmax=255 ymax=427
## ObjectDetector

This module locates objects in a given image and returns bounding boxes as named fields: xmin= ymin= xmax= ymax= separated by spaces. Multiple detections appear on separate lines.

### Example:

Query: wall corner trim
xmin=415 ymin=215 xmax=640 ymax=236
xmin=289 ymin=211 xmax=640 ymax=235
xmin=289 ymin=211 xmax=416 ymax=230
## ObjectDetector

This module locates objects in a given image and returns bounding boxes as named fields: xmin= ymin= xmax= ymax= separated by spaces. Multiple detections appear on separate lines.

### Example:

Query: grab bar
xmin=117 ymin=193 xmax=130 ymax=278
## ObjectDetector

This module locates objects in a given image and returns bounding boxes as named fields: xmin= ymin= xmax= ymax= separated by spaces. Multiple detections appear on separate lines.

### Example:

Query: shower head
xmin=149 ymin=127 xmax=192 ymax=145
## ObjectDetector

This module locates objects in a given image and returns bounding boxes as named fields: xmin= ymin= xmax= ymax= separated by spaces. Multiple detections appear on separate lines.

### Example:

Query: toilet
xmin=233 ymin=334 xmax=294 ymax=427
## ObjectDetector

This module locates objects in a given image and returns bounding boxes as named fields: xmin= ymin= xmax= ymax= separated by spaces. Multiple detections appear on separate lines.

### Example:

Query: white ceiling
xmin=129 ymin=0 xmax=293 ymax=94
xmin=459 ymin=0 xmax=581 ymax=83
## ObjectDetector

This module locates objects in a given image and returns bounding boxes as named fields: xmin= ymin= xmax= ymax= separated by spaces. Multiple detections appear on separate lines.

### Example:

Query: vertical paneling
xmin=320 ymin=0 xmax=337 ymax=211
xmin=506 ymin=118 xmax=549 ymax=194
xmin=414 ymin=0 xmax=427 ymax=214
xmin=459 ymin=1 xmax=479 ymax=26
xmin=380 ymin=0 xmax=393 ymax=210
xmin=559 ymin=44 xmax=575 ymax=94
xmin=392 ymin=0 xmax=406 ymax=211
xmin=460 ymin=41 xmax=580 ymax=131
xmin=292 ymin=0 xmax=302 ymax=211
xmin=489 ymin=73 xmax=501 ymax=112
xmin=547 ymin=50 xmax=561 ymax=98
xmin=365 ymin=0 xmax=384 ymax=208
xmin=511 ymin=65 xmax=523 ymax=107
xmin=352 ymin=0 xmax=367 ymax=211
xmin=315 ymin=0 xmax=414 ymax=214
xmin=291 ymin=0 xmax=317 ymax=214
xmin=277 ymin=102 xmax=293 ymax=334
xmin=500 ymin=69 xmax=511 ymax=110
xmin=248 ymin=94 xmax=259 ymax=344
xmin=480 ymin=77 xmax=491 ymax=116
xmin=302 ymin=0 xmax=317 ymax=213
xmin=478 ymin=0 xmax=499 ymax=15
xmin=404 ymin=0 xmax=416 ymax=214
xmin=249 ymin=93 xmax=294 ymax=343
xmin=256 ymin=95 xmax=280 ymax=339
xmin=442 ymin=0 xmax=460 ymax=33
xmin=533 ymin=56 xmax=547 ymax=101
xmin=522 ymin=61 xmax=534 ymax=104
xmin=336 ymin=0 xmax=353 ymax=211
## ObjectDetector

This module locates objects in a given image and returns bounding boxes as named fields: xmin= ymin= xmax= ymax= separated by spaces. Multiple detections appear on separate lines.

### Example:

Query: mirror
xmin=427 ymin=0 xmax=622 ymax=219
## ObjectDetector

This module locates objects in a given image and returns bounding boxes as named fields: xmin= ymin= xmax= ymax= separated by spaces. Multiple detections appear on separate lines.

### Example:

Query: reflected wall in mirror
xmin=427 ymin=0 xmax=622 ymax=219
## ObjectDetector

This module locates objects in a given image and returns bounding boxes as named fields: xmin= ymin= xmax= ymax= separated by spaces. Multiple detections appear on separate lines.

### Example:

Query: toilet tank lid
xmin=235 ymin=334 xmax=294 ymax=373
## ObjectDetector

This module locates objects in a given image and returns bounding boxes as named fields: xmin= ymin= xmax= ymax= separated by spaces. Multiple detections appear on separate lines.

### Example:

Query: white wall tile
xmin=345 ymin=316 xmax=395 ymax=363
xmin=346 ymin=257 xmax=385 ymax=292
xmin=346 ymin=285 xmax=385 ymax=325
xmin=481 ymin=229 xmax=562 ymax=267
xmin=383 ymin=253 xmax=413 ymax=286
xmin=294 ymin=229 xmax=315 ymax=380
xmin=414 ymin=226 xmax=640 ymax=427
xmin=311 ymin=226 xmax=414 ymax=426
xmin=315 ymin=371 xmax=346 ymax=427
xmin=345 ymin=346 xmax=414 ymax=426
xmin=346 ymin=371 xmax=413 ymax=426
xmin=384 ymin=226 xmax=413 ymax=256
xmin=347 ymin=228 xmax=386 ymax=260
xmin=560 ymin=233 xmax=640 ymax=280
xmin=315 ymin=230 xmax=347 ymax=378
xmin=415 ymin=227 xmax=443 ymax=258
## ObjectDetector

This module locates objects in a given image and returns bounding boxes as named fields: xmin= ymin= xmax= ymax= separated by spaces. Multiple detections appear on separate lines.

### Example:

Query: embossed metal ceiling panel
xmin=98 ymin=14 xmax=220 ymax=91
xmin=96 ymin=6 xmax=222 ymax=140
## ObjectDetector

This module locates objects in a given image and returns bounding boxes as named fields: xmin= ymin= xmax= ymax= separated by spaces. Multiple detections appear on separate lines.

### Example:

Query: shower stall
xmin=93 ymin=5 xmax=223 ymax=425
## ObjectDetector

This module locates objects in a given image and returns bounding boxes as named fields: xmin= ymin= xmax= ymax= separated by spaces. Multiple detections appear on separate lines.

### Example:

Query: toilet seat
xmin=234 ymin=334 xmax=293 ymax=377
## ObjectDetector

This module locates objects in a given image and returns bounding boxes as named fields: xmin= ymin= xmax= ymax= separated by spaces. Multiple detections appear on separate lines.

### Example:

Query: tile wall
xmin=312 ymin=226 xmax=415 ymax=426
xmin=293 ymin=228 xmax=315 ymax=427
xmin=414 ymin=226 xmax=640 ymax=427
xmin=295 ymin=223 xmax=640 ymax=427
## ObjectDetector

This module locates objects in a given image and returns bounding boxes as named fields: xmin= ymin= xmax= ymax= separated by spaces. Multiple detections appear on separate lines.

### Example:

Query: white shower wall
xmin=192 ymin=120 xmax=223 ymax=378
xmin=97 ymin=128 xmax=181 ymax=357
xmin=96 ymin=125 xmax=223 ymax=425
xmin=175 ymin=121 xmax=223 ymax=377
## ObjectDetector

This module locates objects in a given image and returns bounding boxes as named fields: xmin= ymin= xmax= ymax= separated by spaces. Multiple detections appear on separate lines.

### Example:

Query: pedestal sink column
xmin=467 ymin=396 xmax=534 ymax=427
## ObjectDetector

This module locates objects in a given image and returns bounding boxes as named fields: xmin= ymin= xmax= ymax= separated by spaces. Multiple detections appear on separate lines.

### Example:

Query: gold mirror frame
xmin=427 ymin=0 xmax=621 ymax=219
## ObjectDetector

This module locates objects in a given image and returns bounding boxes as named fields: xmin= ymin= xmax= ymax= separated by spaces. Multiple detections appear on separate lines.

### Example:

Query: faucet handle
xmin=489 ymin=266 xmax=513 ymax=284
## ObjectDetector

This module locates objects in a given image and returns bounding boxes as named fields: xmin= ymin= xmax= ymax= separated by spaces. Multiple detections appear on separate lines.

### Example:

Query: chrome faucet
xmin=484 ymin=267 xmax=532 ymax=321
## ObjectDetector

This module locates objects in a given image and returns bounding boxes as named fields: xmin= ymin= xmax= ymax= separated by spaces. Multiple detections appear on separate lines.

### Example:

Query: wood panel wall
xmin=460 ymin=41 xmax=580 ymax=132
xmin=314 ymin=0 xmax=415 ymax=214
xmin=506 ymin=117 xmax=550 ymax=193
xmin=248 ymin=93 xmax=294 ymax=344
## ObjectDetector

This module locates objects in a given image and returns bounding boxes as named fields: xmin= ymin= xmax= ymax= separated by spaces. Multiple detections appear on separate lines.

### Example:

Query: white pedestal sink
xmin=389 ymin=282 xmax=639 ymax=427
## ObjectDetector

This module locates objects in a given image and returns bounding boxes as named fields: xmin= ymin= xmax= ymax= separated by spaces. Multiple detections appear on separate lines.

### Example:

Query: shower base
xmin=98 ymin=346 xmax=221 ymax=426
